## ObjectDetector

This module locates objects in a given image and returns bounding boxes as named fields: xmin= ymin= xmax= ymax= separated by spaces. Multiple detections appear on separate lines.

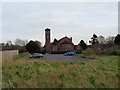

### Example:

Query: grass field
xmin=2 ymin=53 xmax=119 ymax=88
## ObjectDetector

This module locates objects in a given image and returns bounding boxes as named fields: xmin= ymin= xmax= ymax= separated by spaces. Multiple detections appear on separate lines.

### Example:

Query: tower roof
xmin=45 ymin=28 xmax=51 ymax=31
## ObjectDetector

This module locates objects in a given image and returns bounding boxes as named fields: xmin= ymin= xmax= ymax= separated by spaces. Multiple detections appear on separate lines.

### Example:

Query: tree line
xmin=79 ymin=34 xmax=120 ymax=55
xmin=0 ymin=38 xmax=44 ymax=53
xmin=1 ymin=34 xmax=120 ymax=55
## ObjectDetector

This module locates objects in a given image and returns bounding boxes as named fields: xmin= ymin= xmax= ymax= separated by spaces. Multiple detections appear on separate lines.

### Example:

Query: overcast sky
xmin=2 ymin=2 xmax=118 ymax=45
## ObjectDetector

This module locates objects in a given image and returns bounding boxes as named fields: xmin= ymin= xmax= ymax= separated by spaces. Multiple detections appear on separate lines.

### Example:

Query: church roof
xmin=58 ymin=36 xmax=71 ymax=42
xmin=61 ymin=41 xmax=72 ymax=44
xmin=51 ymin=38 xmax=58 ymax=45
xmin=51 ymin=36 xmax=73 ymax=45
xmin=51 ymin=42 xmax=58 ymax=45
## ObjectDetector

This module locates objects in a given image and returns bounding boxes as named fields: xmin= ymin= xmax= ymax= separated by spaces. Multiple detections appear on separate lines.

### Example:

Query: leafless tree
xmin=106 ymin=36 xmax=115 ymax=45
xmin=15 ymin=38 xmax=28 ymax=46
xmin=98 ymin=35 xmax=106 ymax=44
xmin=6 ymin=41 xmax=13 ymax=46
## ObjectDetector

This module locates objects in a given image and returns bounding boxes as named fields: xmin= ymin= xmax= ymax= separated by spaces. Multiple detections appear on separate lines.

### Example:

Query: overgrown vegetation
xmin=2 ymin=33 xmax=120 ymax=88
xmin=15 ymin=53 xmax=30 ymax=60
xmin=82 ymin=44 xmax=119 ymax=56
xmin=2 ymin=55 xmax=119 ymax=88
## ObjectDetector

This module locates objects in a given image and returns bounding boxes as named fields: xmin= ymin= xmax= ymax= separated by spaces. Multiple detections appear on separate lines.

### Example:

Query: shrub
xmin=90 ymin=44 xmax=118 ymax=55
xmin=83 ymin=48 xmax=95 ymax=56
xmin=112 ymin=50 xmax=120 ymax=55
xmin=74 ymin=49 xmax=82 ymax=54
xmin=80 ymin=54 xmax=86 ymax=58
xmin=91 ymin=44 xmax=102 ymax=55
xmin=116 ymin=50 xmax=120 ymax=55
xmin=102 ymin=45 xmax=118 ymax=55
xmin=39 ymin=50 xmax=46 ymax=54
xmin=19 ymin=46 xmax=27 ymax=53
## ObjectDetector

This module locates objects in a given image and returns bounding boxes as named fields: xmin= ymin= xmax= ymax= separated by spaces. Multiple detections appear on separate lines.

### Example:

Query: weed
xmin=80 ymin=54 xmax=86 ymax=58
xmin=24 ymin=76 xmax=32 ymax=80
xmin=98 ymin=82 xmax=106 ymax=88
xmin=72 ymin=72 xmax=77 ymax=77
xmin=88 ymin=76 xmax=96 ymax=87
xmin=12 ymin=81 xmax=17 ymax=87
xmin=15 ymin=53 xmax=29 ymax=60
xmin=59 ymin=73 xmax=65 ymax=80
xmin=51 ymin=63 xmax=61 ymax=67
xmin=69 ymin=62 xmax=75 ymax=64
xmin=15 ymin=72 xmax=21 ymax=77
xmin=59 ymin=82 xmax=64 ymax=88
xmin=43 ymin=83 xmax=50 ymax=88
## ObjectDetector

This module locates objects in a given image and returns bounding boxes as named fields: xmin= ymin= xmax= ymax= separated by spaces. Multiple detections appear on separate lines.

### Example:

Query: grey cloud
xmin=2 ymin=2 xmax=118 ymax=45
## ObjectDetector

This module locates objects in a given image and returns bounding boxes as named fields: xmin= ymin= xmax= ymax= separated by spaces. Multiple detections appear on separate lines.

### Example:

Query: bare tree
xmin=6 ymin=41 xmax=13 ymax=46
xmin=15 ymin=38 xmax=28 ymax=46
xmin=106 ymin=36 xmax=115 ymax=45
xmin=98 ymin=35 xmax=106 ymax=44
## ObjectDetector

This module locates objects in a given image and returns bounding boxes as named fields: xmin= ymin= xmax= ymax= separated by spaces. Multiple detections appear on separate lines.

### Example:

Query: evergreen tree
xmin=26 ymin=40 xmax=41 ymax=54
xmin=79 ymin=40 xmax=87 ymax=50
xmin=89 ymin=34 xmax=99 ymax=45
xmin=114 ymin=34 xmax=120 ymax=45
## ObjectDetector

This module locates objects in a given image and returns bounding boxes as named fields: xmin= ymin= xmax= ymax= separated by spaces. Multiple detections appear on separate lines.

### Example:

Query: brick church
xmin=44 ymin=28 xmax=80 ymax=53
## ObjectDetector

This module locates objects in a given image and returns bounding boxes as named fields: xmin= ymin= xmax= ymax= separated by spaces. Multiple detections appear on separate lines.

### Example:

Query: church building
xmin=44 ymin=28 xmax=80 ymax=53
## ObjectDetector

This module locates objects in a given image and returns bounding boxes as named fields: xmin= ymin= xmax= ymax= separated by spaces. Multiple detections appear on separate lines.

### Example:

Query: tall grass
xmin=14 ymin=53 xmax=29 ymax=60
xmin=2 ymin=55 xmax=119 ymax=88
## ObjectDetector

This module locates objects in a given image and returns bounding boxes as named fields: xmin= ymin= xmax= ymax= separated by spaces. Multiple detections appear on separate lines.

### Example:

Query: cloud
xmin=0 ymin=3 xmax=2 ymax=43
xmin=2 ymin=2 xmax=118 ymax=45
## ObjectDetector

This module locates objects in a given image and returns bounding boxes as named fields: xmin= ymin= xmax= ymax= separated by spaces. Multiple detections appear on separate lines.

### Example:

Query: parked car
xmin=29 ymin=53 xmax=43 ymax=58
xmin=64 ymin=52 xmax=76 ymax=56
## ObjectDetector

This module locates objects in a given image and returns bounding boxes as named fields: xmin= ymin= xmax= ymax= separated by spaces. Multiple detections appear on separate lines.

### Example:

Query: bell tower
xmin=45 ymin=28 xmax=51 ymax=53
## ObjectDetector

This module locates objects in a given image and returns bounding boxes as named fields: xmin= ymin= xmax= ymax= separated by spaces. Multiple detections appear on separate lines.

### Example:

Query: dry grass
xmin=2 ymin=54 xmax=119 ymax=88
